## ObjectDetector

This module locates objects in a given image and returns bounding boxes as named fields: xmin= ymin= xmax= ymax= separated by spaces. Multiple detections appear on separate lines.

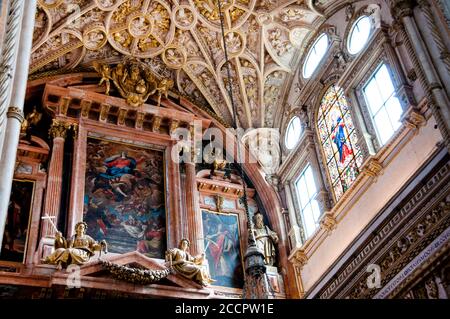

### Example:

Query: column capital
xmin=416 ymin=0 xmax=430 ymax=8
xmin=49 ymin=119 xmax=71 ymax=139
xmin=390 ymin=0 xmax=416 ymax=21
xmin=7 ymin=106 xmax=24 ymax=123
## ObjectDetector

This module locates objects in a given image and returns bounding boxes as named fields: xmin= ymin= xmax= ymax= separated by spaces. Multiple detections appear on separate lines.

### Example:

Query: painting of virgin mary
xmin=84 ymin=137 xmax=167 ymax=258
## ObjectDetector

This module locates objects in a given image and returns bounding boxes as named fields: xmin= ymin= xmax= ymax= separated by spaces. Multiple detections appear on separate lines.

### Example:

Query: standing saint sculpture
xmin=251 ymin=212 xmax=279 ymax=266
xmin=165 ymin=238 xmax=214 ymax=286
xmin=42 ymin=221 xmax=107 ymax=270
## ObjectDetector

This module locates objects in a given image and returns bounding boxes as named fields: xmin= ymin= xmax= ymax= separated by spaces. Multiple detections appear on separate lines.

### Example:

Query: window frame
xmin=284 ymin=116 xmax=303 ymax=151
xmin=361 ymin=62 xmax=404 ymax=146
xmin=293 ymin=164 xmax=322 ymax=240
xmin=315 ymin=84 xmax=363 ymax=202
xmin=302 ymin=32 xmax=330 ymax=80
xmin=347 ymin=15 xmax=374 ymax=56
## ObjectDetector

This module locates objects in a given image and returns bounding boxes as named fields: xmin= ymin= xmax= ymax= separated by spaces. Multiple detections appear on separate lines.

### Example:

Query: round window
xmin=347 ymin=16 xmax=372 ymax=55
xmin=285 ymin=116 xmax=302 ymax=150
xmin=302 ymin=33 xmax=329 ymax=79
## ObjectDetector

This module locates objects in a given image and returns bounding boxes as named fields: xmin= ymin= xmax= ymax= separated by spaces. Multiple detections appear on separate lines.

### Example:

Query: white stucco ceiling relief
xmin=31 ymin=0 xmax=330 ymax=128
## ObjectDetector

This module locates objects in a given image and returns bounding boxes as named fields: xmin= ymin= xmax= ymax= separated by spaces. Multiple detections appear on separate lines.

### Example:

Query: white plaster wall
xmin=301 ymin=116 xmax=443 ymax=292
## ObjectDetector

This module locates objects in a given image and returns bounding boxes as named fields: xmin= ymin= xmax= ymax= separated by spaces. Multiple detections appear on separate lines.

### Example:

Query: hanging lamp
xmin=215 ymin=0 xmax=270 ymax=299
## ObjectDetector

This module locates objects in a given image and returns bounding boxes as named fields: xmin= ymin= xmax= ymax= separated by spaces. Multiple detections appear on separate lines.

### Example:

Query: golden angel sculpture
xmin=92 ymin=60 xmax=174 ymax=108
xmin=42 ymin=222 xmax=107 ymax=270
xmin=165 ymin=238 xmax=214 ymax=286
xmin=20 ymin=106 xmax=42 ymax=139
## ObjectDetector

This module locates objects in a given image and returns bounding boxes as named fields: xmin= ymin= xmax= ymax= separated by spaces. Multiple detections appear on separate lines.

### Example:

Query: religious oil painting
xmin=0 ymin=180 xmax=34 ymax=263
xmin=84 ymin=137 xmax=166 ymax=258
xmin=202 ymin=210 xmax=244 ymax=288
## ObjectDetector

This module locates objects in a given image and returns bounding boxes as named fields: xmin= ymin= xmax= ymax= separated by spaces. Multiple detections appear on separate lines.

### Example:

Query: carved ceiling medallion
xmin=31 ymin=0 xmax=330 ymax=128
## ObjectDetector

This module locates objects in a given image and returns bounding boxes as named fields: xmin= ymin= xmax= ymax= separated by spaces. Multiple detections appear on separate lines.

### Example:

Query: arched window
xmin=317 ymin=85 xmax=363 ymax=200
xmin=285 ymin=116 xmax=302 ymax=150
xmin=362 ymin=63 xmax=403 ymax=145
xmin=302 ymin=33 xmax=329 ymax=79
xmin=347 ymin=15 xmax=373 ymax=55
xmin=295 ymin=164 xmax=321 ymax=239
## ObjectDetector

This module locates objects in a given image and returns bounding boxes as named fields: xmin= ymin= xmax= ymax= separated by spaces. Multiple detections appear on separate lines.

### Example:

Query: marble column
xmin=41 ymin=120 xmax=71 ymax=238
xmin=391 ymin=0 xmax=450 ymax=149
xmin=67 ymin=124 xmax=79 ymax=237
xmin=185 ymin=162 xmax=204 ymax=256
xmin=402 ymin=16 xmax=450 ymax=120
xmin=0 ymin=0 xmax=25 ymax=156
xmin=0 ymin=0 xmax=37 ymax=252
xmin=168 ymin=143 xmax=183 ymax=248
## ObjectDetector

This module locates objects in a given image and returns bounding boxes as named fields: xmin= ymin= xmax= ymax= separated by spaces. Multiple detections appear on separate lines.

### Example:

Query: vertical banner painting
xmin=202 ymin=210 xmax=244 ymax=288
xmin=84 ymin=137 xmax=166 ymax=258
xmin=0 ymin=180 xmax=34 ymax=262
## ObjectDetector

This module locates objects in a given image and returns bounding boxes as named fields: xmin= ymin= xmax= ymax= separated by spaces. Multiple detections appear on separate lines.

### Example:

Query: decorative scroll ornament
xmin=92 ymin=59 xmax=174 ymax=107
xmin=100 ymin=260 xmax=172 ymax=285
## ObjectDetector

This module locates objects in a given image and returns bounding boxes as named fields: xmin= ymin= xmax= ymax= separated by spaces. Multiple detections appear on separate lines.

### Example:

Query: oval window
xmin=285 ymin=116 xmax=302 ymax=150
xmin=347 ymin=16 xmax=372 ymax=55
xmin=302 ymin=33 xmax=329 ymax=79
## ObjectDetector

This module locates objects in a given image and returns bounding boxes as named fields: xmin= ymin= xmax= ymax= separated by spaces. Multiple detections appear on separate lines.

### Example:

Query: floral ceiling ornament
xmin=30 ymin=0 xmax=332 ymax=128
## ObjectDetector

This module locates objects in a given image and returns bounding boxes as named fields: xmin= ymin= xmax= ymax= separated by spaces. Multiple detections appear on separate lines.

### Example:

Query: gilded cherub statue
xmin=92 ymin=60 xmax=173 ymax=108
xmin=42 ymin=221 xmax=107 ymax=270
xmin=20 ymin=106 xmax=42 ymax=139
xmin=155 ymin=78 xmax=174 ymax=107
xmin=165 ymin=238 xmax=214 ymax=286
xmin=209 ymin=159 xmax=232 ymax=180
xmin=93 ymin=62 xmax=112 ymax=95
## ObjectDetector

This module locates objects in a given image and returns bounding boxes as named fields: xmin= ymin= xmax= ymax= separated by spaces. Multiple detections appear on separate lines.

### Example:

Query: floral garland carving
xmin=100 ymin=260 xmax=173 ymax=285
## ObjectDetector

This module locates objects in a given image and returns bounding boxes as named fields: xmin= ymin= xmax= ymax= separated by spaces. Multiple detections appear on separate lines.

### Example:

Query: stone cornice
xmin=42 ymin=83 xmax=212 ymax=139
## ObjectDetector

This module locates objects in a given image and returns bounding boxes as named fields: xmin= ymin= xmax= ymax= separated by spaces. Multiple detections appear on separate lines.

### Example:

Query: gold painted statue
xmin=20 ymin=106 xmax=42 ymax=139
xmin=165 ymin=238 xmax=214 ymax=286
xmin=42 ymin=222 xmax=107 ymax=270
xmin=252 ymin=212 xmax=279 ymax=266
xmin=209 ymin=159 xmax=231 ymax=180
xmin=92 ymin=60 xmax=174 ymax=108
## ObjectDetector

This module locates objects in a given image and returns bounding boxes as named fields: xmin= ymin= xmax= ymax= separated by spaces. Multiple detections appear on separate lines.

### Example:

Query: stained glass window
xmin=317 ymin=85 xmax=362 ymax=201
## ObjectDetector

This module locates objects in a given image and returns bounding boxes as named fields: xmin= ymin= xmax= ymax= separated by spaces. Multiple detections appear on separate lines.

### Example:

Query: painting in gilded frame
xmin=84 ymin=137 xmax=166 ymax=258
xmin=0 ymin=180 xmax=34 ymax=263
xmin=202 ymin=210 xmax=244 ymax=288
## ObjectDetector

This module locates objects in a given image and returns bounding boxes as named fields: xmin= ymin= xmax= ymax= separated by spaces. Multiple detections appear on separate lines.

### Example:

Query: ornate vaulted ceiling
xmin=31 ymin=0 xmax=331 ymax=128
